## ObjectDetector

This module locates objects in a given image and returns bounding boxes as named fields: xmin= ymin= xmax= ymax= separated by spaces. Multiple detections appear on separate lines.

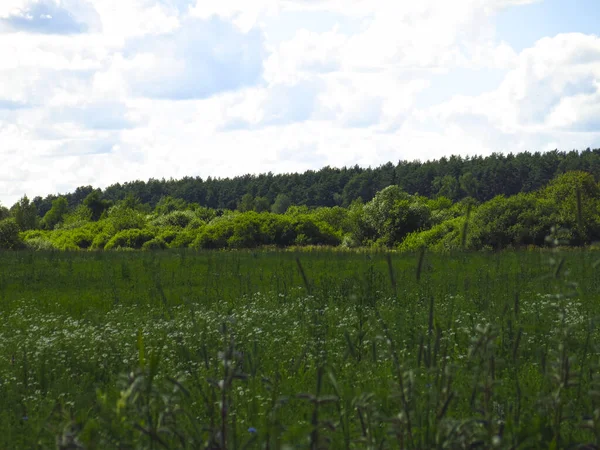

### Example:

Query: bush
xmin=51 ymin=229 xmax=95 ymax=250
xmin=151 ymin=210 xmax=197 ymax=228
xmin=169 ymin=229 xmax=202 ymax=248
xmin=24 ymin=237 xmax=56 ymax=251
xmin=293 ymin=217 xmax=340 ymax=246
xmin=105 ymin=229 xmax=155 ymax=250
xmin=142 ymin=237 xmax=167 ymax=250
xmin=0 ymin=218 xmax=24 ymax=249
xmin=91 ymin=232 xmax=111 ymax=250
xmin=399 ymin=217 xmax=464 ymax=252
xmin=106 ymin=205 xmax=147 ymax=231
xmin=192 ymin=227 xmax=230 ymax=250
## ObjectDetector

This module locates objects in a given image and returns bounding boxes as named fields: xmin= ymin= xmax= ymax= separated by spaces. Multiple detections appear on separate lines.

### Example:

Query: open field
xmin=1 ymin=249 xmax=600 ymax=449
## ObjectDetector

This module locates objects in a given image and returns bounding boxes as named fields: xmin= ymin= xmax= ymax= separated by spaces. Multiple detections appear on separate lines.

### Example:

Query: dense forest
xmin=1 ymin=148 xmax=600 ymax=252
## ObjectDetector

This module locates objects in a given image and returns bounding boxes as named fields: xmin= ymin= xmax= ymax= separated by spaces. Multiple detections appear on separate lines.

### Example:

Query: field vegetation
xmin=2 ymin=150 xmax=600 ymax=448
xmin=1 ymin=247 xmax=600 ymax=448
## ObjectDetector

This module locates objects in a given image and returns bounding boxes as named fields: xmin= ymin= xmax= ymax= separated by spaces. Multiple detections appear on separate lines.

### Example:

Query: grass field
xmin=1 ymin=248 xmax=599 ymax=449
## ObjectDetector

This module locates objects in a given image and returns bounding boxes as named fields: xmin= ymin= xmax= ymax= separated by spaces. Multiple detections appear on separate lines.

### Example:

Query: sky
xmin=1 ymin=0 xmax=600 ymax=206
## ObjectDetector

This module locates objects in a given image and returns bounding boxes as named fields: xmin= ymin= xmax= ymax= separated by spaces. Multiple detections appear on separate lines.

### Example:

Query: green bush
xmin=90 ymin=232 xmax=111 ymax=250
xmin=151 ymin=210 xmax=197 ymax=228
xmin=24 ymin=237 xmax=56 ymax=251
xmin=169 ymin=229 xmax=202 ymax=248
xmin=142 ymin=237 xmax=167 ymax=250
xmin=51 ymin=228 xmax=95 ymax=250
xmin=106 ymin=205 xmax=147 ymax=231
xmin=399 ymin=217 xmax=464 ymax=252
xmin=192 ymin=227 xmax=230 ymax=249
xmin=0 ymin=218 xmax=24 ymax=249
xmin=105 ymin=229 xmax=155 ymax=250
xmin=293 ymin=217 xmax=340 ymax=246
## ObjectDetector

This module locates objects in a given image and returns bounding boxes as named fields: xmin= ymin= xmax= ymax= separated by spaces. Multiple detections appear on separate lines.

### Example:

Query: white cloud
xmin=0 ymin=0 xmax=599 ymax=207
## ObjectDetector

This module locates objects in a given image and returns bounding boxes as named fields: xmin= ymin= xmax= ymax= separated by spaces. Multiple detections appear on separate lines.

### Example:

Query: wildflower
xmin=248 ymin=427 xmax=257 ymax=434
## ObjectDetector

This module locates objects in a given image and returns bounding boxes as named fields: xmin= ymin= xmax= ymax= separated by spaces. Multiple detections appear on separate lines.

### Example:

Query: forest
xmin=1 ymin=148 xmax=600 ymax=252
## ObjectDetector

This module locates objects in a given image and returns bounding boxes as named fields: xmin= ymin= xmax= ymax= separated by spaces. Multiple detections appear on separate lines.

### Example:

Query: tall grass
xmin=0 ymin=248 xmax=598 ymax=448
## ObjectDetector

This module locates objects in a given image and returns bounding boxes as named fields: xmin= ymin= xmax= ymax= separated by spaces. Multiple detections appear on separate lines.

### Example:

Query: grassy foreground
xmin=1 ymin=249 xmax=599 ymax=449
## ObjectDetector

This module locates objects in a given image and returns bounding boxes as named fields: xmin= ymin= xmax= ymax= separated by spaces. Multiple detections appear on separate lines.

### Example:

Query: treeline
xmin=24 ymin=148 xmax=600 ymax=217
xmin=0 ymin=169 xmax=598 ymax=252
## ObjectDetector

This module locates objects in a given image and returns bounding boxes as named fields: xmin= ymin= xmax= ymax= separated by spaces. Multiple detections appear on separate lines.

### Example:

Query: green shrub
xmin=105 ymin=229 xmax=154 ymax=250
xmin=157 ymin=228 xmax=179 ymax=244
xmin=192 ymin=227 xmax=230 ymax=249
xmin=24 ymin=237 xmax=56 ymax=251
xmin=0 ymin=218 xmax=24 ymax=249
xmin=151 ymin=210 xmax=197 ymax=228
xmin=169 ymin=229 xmax=201 ymax=248
xmin=399 ymin=217 xmax=464 ymax=252
xmin=91 ymin=232 xmax=111 ymax=250
xmin=51 ymin=229 xmax=95 ymax=250
xmin=142 ymin=237 xmax=167 ymax=250
xmin=106 ymin=205 xmax=147 ymax=231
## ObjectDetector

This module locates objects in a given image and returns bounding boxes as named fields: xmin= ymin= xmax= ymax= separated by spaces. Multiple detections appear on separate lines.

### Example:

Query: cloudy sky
xmin=1 ymin=0 xmax=600 ymax=206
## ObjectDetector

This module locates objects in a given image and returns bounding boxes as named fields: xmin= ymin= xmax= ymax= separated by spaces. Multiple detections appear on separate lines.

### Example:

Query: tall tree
xmin=41 ymin=196 xmax=68 ymax=230
xmin=11 ymin=195 xmax=39 ymax=231
xmin=271 ymin=194 xmax=292 ymax=214
xmin=83 ymin=190 xmax=111 ymax=221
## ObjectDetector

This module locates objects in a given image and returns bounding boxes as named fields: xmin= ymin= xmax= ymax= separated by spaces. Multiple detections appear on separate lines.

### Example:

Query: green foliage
xmin=8 ymin=169 xmax=600 ymax=252
xmin=141 ymin=237 xmax=167 ymax=250
xmin=150 ymin=210 xmax=197 ymax=228
xmin=237 ymin=193 xmax=255 ymax=212
xmin=1 ymin=250 xmax=600 ymax=448
xmin=432 ymin=175 xmax=460 ymax=201
xmin=91 ymin=232 xmax=111 ymax=250
xmin=11 ymin=195 xmax=39 ymax=231
xmin=24 ymin=236 xmax=56 ymax=251
xmin=360 ymin=186 xmax=431 ymax=247
xmin=459 ymin=171 xmax=480 ymax=198
xmin=253 ymin=196 xmax=270 ymax=213
xmin=106 ymin=204 xmax=147 ymax=232
xmin=154 ymin=195 xmax=188 ymax=215
xmin=399 ymin=216 xmax=464 ymax=252
xmin=0 ymin=218 xmax=24 ymax=249
xmin=41 ymin=196 xmax=68 ymax=230
xmin=53 ymin=228 xmax=96 ymax=250
xmin=83 ymin=189 xmax=112 ymax=221
xmin=0 ymin=204 xmax=10 ymax=221
xmin=105 ymin=229 xmax=155 ymax=250
xmin=271 ymin=193 xmax=291 ymax=214
xmin=62 ymin=204 xmax=93 ymax=229
xmin=260 ymin=214 xmax=296 ymax=247
xmin=169 ymin=229 xmax=202 ymax=248
xmin=539 ymin=171 xmax=600 ymax=243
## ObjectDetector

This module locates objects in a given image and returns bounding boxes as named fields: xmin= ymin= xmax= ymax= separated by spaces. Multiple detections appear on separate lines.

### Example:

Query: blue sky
xmin=495 ymin=0 xmax=600 ymax=51
xmin=0 ymin=0 xmax=599 ymax=205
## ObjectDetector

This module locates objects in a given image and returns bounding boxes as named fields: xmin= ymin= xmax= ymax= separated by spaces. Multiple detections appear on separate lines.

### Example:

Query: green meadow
xmin=1 ymin=248 xmax=599 ymax=449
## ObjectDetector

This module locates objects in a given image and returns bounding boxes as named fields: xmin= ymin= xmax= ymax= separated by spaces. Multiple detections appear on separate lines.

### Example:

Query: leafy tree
xmin=105 ymin=229 xmax=155 ymax=250
xmin=83 ymin=189 xmax=111 ymax=221
xmin=62 ymin=205 xmax=93 ymax=229
xmin=41 ymin=196 xmax=68 ymax=230
xmin=432 ymin=175 xmax=460 ymax=201
xmin=237 ymin=193 xmax=255 ymax=212
xmin=271 ymin=193 xmax=292 ymax=214
xmin=539 ymin=171 xmax=600 ymax=243
xmin=154 ymin=196 xmax=188 ymax=215
xmin=106 ymin=203 xmax=147 ymax=232
xmin=0 ymin=203 xmax=9 ymax=221
xmin=11 ymin=195 xmax=39 ymax=231
xmin=459 ymin=172 xmax=480 ymax=198
xmin=0 ymin=218 xmax=24 ymax=249
xmin=120 ymin=193 xmax=149 ymax=213
xmin=253 ymin=196 xmax=270 ymax=213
